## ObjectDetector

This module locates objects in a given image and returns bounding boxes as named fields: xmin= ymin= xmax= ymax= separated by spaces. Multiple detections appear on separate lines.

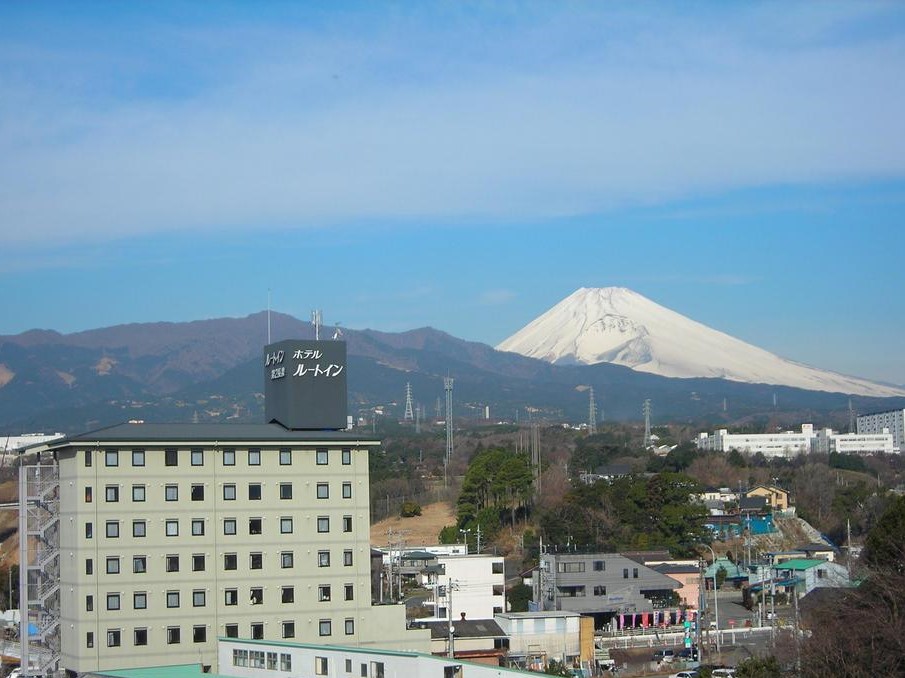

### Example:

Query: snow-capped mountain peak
xmin=497 ymin=287 xmax=905 ymax=397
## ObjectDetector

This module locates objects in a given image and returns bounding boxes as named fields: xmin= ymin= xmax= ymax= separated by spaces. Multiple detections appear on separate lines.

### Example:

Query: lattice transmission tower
xmin=643 ymin=399 xmax=652 ymax=448
xmin=403 ymin=382 xmax=414 ymax=421
xmin=588 ymin=387 xmax=598 ymax=435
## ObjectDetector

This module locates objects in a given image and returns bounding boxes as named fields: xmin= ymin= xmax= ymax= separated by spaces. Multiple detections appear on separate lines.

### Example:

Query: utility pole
xmin=475 ymin=524 xmax=483 ymax=554
xmin=447 ymin=579 xmax=457 ymax=658
xmin=444 ymin=377 xmax=454 ymax=466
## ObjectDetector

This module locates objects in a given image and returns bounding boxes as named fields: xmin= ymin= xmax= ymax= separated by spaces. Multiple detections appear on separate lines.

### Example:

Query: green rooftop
xmin=88 ymin=664 xmax=228 ymax=678
xmin=774 ymin=558 xmax=826 ymax=570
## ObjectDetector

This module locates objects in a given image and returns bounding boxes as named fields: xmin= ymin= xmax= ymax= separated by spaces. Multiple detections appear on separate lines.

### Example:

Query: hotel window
xmin=342 ymin=482 xmax=352 ymax=499
xmin=251 ymin=622 xmax=264 ymax=640
xmin=224 ymin=519 xmax=237 ymax=535
xmin=105 ymin=485 xmax=119 ymax=502
xmin=280 ymin=448 xmax=292 ymax=465
xmin=319 ymin=619 xmax=332 ymax=637
xmin=280 ymin=517 xmax=293 ymax=534
xmin=318 ymin=550 xmax=330 ymax=567
xmin=223 ymin=448 xmax=235 ymax=466
xmin=345 ymin=618 xmax=355 ymax=635
xmin=281 ymin=586 xmax=294 ymax=603
xmin=343 ymin=515 xmax=352 ymax=533
xmin=86 ymin=595 xmax=93 ymax=612
xmin=166 ymin=591 xmax=180 ymax=608
xmin=166 ymin=554 xmax=179 ymax=572
xmin=193 ymin=590 xmax=206 ymax=607
xmin=279 ymin=483 xmax=292 ymax=499
xmin=248 ymin=448 xmax=261 ymax=466
xmin=342 ymin=447 xmax=351 ymax=465
xmin=132 ymin=449 xmax=145 ymax=466
xmin=249 ymin=517 xmax=262 ymax=534
xmin=281 ymin=654 xmax=292 ymax=671
xmin=132 ymin=520 xmax=146 ymax=538
xmin=225 ymin=589 xmax=238 ymax=606
xmin=343 ymin=550 xmax=353 ymax=566
xmin=106 ymin=557 xmax=120 ymax=574
xmin=224 ymin=553 xmax=237 ymax=570
xmin=132 ymin=485 xmax=146 ymax=502
xmin=107 ymin=629 xmax=121 ymax=647
xmin=282 ymin=621 xmax=295 ymax=639
xmin=133 ymin=592 xmax=147 ymax=609
xmin=167 ymin=626 xmax=180 ymax=644
xmin=316 ymin=483 xmax=329 ymax=499
xmin=105 ymin=449 xmax=118 ymax=467
xmin=165 ymin=519 xmax=179 ymax=536
xmin=344 ymin=584 xmax=354 ymax=601
xmin=85 ymin=449 xmax=93 ymax=467
xmin=133 ymin=556 xmax=147 ymax=574
xmin=281 ymin=551 xmax=294 ymax=568
xmin=318 ymin=585 xmax=331 ymax=602
xmin=193 ymin=625 xmax=206 ymax=643
xmin=86 ymin=631 xmax=94 ymax=648
xmin=106 ymin=593 xmax=121 ymax=611
xmin=223 ymin=484 xmax=236 ymax=500
xmin=191 ymin=448 xmax=203 ymax=466
xmin=371 ymin=662 xmax=385 ymax=678
xmin=623 ymin=568 xmax=629 ymax=579
xmin=134 ymin=628 xmax=148 ymax=646
xmin=346 ymin=659 xmax=353 ymax=673
xmin=633 ymin=568 xmax=638 ymax=579
xmin=250 ymin=552 xmax=263 ymax=570
xmin=192 ymin=554 xmax=205 ymax=571
xmin=317 ymin=516 xmax=329 ymax=533
xmin=594 ymin=560 xmax=605 ymax=571
xmin=316 ymin=448 xmax=328 ymax=465
xmin=191 ymin=484 xmax=204 ymax=501
xmin=248 ymin=483 xmax=262 ymax=500
xmin=165 ymin=448 xmax=178 ymax=466
xmin=225 ymin=624 xmax=238 ymax=638
xmin=85 ymin=522 xmax=93 ymax=539
xmin=316 ymin=657 xmax=328 ymax=675
xmin=594 ymin=585 xmax=607 ymax=596
xmin=85 ymin=486 xmax=92 ymax=503
xmin=250 ymin=588 xmax=263 ymax=605
xmin=191 ymin=519 xmax=205 ymax=536
xmin=165 ymin=484 xmax=178 ymax=501
xmin=268 ymin=652 xmax=278 ymax=671
xmin=86 ymin=558 xmax=93 ymax=575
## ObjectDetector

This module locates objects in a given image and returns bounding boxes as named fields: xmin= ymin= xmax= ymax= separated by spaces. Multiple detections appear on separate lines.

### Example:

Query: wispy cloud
xmin=2 ymin=3 xmax=904 ymax=246
xmin=478 ymin=289 xmax=516 ymax=305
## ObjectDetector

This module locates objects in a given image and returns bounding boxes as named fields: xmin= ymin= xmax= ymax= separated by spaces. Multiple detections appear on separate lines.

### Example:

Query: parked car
xmin=711 ymin=669 xmax=736 ymax=678
xmin=677 ymin=647 xmax=699 ymax=661
xmin=669 ymin=671 xmax=700 ymax=678
xmin=652 ymin=649 xmax=676 ymax=663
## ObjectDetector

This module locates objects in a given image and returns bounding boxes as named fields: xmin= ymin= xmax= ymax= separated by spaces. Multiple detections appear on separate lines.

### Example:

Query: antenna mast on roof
xmin=311 ymin=309 xmax=323 ymax=341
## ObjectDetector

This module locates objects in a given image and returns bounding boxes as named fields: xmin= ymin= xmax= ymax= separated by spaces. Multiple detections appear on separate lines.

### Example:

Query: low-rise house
xmin=423 ymin=555 xmax=506 ymax=622
xmin=494 ymin=611 xmax=587 ymax=670
xmin=746 ymin=485 xmax=790 ymax=511
xmin=652 ymin=563 xmax=700 ymax=608
xmin=772 ymin=558 xmax=850 ymax=596
xmin=796 ymin=542 xmax=838 ymax=562
xmin=411 ymin=616 xmax=508 ymax=665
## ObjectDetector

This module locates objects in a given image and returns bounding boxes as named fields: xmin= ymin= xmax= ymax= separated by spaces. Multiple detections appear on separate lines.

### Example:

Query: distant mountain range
xmin=498 ymin=287 xmax=905 ymax=398
xmin=1 ymin=308 xmax=903 ymax=435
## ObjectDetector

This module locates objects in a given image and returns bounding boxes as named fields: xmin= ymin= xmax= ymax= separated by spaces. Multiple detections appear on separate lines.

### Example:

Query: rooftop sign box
xmin=263 ymin=340 xmax=348 ymax=430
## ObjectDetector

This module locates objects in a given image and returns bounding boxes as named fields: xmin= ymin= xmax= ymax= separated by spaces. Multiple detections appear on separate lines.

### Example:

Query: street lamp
xmin=700 ymin=544 xmax=721 ymax=654
xmin=459 ymin=529 xmax=471 ymax=553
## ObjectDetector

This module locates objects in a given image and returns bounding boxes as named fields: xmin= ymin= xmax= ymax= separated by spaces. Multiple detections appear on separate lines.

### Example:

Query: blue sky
xmin=2 ymin=2 xmax=905 ymax=384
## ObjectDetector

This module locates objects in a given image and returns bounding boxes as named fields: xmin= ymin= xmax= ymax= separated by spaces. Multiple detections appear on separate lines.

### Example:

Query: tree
xmin=734 ymin=656 xmax=782 ymax=678
xmin=864 ymin=495 xmax=905 ymax=573
xmin=507 ymin=583 xmax=532 ymax=613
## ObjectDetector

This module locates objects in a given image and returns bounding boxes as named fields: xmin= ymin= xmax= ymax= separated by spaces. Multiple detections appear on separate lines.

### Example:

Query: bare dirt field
xmin=370 ymin=501 xmax=456 ymax=547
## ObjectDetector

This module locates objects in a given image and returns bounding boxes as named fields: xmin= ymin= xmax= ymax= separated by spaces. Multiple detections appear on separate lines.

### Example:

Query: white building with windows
xmin=44 ymin=422 xmax=429 ymax=676
xmin=857 ymin=409 xmax=905 ymax=453
xmin=423 ymin=555 xmax=506 ymax=622
xmin=696 ymin=425 xmax=815 ymax=457
xmin=813 ymin=428 xmax=895 ymax=455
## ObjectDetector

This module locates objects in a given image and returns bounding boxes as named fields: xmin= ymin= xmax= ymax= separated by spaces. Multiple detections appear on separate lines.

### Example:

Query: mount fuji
xmin=497 ymin=287 xmax=905 ymax=398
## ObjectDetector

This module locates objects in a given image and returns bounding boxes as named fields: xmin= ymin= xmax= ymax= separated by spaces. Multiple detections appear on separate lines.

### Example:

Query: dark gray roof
xmin=654 ymin=563 xmax=699 ymax=575
xmin=46 ymin=422 xmax=379 ymax=446
xmin=413 ymin=619 xmax=505 ymax=640
xmin=797 ymin=542 xmax=837 ymax=553
xmin=739 ymin=496 xmax=768 ymax=511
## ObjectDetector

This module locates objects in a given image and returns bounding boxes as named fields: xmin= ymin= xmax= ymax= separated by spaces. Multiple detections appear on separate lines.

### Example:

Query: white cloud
xmin=1 ymin=4 xmax=904 ymax=246
xmin=478 ymin=289 xmax=516 ymax=305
